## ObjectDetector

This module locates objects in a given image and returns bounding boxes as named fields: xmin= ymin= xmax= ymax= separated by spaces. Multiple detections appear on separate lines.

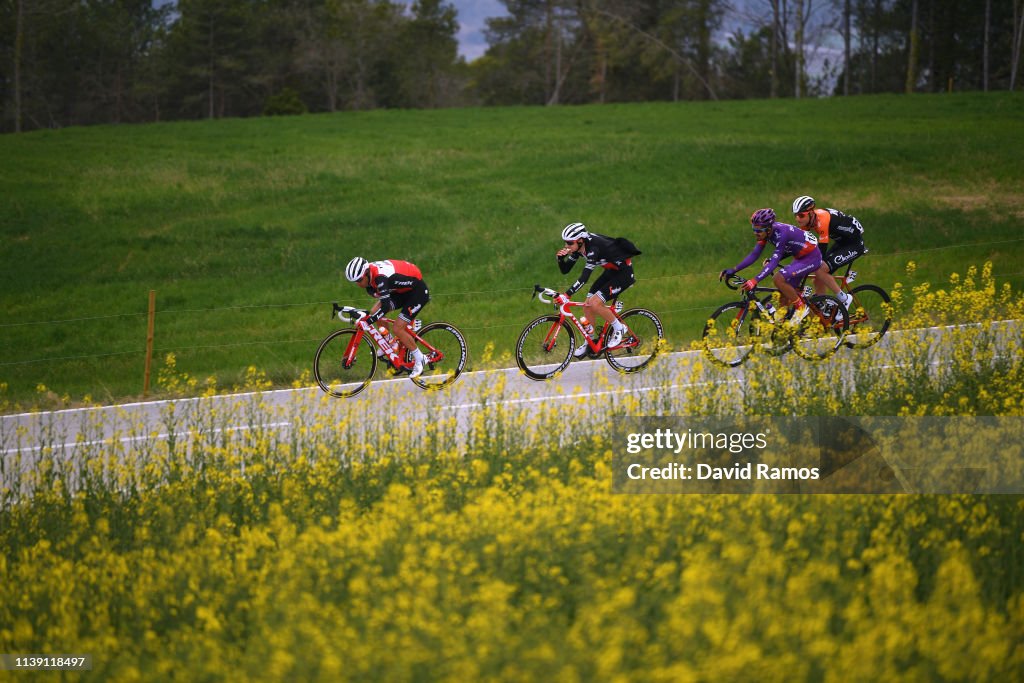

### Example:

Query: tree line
xmin=2 ymin=0 xmax=1022 ymax=133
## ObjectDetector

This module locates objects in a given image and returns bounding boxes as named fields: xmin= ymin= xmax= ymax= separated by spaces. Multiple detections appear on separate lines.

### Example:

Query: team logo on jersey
xmin=833 ymin=250 xmax=858 ymax=265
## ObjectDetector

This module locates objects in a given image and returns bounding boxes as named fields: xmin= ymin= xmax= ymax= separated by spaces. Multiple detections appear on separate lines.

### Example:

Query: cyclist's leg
xmin=812 ymin=261 xmax=833 ymax=295
xmin=773 ymin=270 xmax=800 ymax=306
xmin=586 ymin=268 xmax=634 ymax=327
xmin=778 ymin=253 xmax=823 ymax=306
xmin=582 ymin=272 xmax=615 ymax=328
xmin=825 ymin=238 xmax=865 ymax=274
xmin=391 ymin=283 xmax=429 ymax=356
xmin=823 ymin=238 xmax=866 ymax=301
xmin=812 ymin=243 xmax=829 ymax=295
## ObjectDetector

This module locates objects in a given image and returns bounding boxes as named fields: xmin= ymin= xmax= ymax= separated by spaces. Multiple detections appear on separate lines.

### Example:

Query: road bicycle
xmin=515 ymin=285 xmax=664 ymax=381
xmin=702 ymin=276 xmax=849 ymax=367
xmin=808 ymin=261 xmax=892 ymax=349
xmin=314 ymin=302 xmax=468 ymax=398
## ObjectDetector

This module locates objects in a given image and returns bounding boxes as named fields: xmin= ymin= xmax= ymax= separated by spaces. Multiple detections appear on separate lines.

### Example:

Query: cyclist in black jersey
xmin=556 ymin=222 xmax=641 ymax=357
xmin=792 ymin=195 xmax=867 ymax=309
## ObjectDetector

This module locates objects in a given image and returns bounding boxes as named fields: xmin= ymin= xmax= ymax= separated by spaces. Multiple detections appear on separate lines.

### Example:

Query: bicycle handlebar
xmin=724 ymin=275 xmax=743 ymax=290
xmin=533 ymin=284 xmax=560 ymax=304
xmin=332 ymin=302 xmax=369 ymax=323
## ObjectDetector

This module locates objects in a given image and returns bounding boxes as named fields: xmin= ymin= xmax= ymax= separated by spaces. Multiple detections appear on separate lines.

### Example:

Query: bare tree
xmin=983 ymin=0 xmax=990 ymax=91
xmin=905 ymin=0 xmax=918 ymax=93
xmin=13 ymin=0 xmax=24 ymax=132
xmin=794 ymin=0 xmax=805 ymax=98
xmin=771 ymin=0 xmax=782 ymax=97
xmin=589 ymin=6 xmax=719 ymax=101
xmin=842 ymin=0 xmax=851 ymax=95
xmin=1014 ymin=0 xmax=1024 ymax=90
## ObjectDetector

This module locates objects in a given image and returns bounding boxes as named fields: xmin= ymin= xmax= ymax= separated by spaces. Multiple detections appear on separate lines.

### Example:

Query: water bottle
xmin=580 ymin=316 xmax=595 ymax=338
xmin=614 ymin=301 xmax=624 ymax=313
xmin=764 ymin=301 xmax=777 ymax=318
xmin=378 ymin=325 xmax=396 ymax=352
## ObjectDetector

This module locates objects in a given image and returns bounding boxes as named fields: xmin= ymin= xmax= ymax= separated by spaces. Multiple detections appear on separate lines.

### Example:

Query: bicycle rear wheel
xmin=844 ymin=284 xmax=892 ymax=349
xmin=314 ymin=329 xmax=377 ymax=398
xmin=792 ymin=295 xmax=849 ymax=361
xmin=605 ymin=308 xmax=664 ymax=373
xmin=703 ymin=301 xmax=760 ymax=367
xmin=410 ymin=322 xmax=469 ymax=390
xmin=516 ymin=315 xmax=576 ymax=380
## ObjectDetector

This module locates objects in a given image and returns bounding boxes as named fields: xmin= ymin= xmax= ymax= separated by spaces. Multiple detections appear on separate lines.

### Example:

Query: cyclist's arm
xmin=557 ymin=253 xmax=579 ymax=275
xmin=755 ymin=246 xmax=786 ymax=282
xmin=365 ymin=298 xmax=395 ymax=324
xmin=363 ymin=275 xmax=394 ymax=323
xmin=730 ymin=241 xmax=767 ymax=275
xmin=566 ymin=263 xmax=595 ymax=296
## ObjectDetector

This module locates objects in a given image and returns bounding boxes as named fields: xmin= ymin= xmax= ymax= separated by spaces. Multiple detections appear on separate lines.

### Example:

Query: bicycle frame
xmin=805 ymin=261 xmax=889 ymax=332
xmin=533 ymin=286 xmax=632 ymax=354
xmin=806 ymin=261 xmax=858 ymax=293
xmin=332 ymin=303 xmax=445 ymax=372
xmin=725 ymin=275 xmax=843 ymax=333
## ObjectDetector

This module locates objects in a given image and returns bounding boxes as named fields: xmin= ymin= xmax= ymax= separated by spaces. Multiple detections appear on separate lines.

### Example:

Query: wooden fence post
xmin=143 ymin=290 xmax=156 ymax=397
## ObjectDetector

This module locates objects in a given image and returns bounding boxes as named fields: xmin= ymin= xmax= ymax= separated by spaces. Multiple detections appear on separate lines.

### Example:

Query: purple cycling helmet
xmin=750 ymin=208 xmax=776 ymax=228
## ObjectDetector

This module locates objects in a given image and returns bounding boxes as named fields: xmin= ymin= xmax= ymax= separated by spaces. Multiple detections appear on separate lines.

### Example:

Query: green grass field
xmin=2 ymin=92 xmax=1023 ymax=409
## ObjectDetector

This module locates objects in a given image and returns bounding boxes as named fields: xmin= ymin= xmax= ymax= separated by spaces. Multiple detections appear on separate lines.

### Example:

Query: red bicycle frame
xmin=535 ymin=287 xmax=634 ymax=355
xmin=334 ymin=305 xmax=444 ymax=372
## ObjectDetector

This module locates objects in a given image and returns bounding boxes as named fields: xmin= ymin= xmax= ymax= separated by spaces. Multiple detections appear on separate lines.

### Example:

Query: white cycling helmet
xmin=345 ymin=256 xmax=369 ymax=282
xmin=792 ymin=195 xmax=816 ymax=214
xmin=561 ymin=222 xmax=589 ymax=241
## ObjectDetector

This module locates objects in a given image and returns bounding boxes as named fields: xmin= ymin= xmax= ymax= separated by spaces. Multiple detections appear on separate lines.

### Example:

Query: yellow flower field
xmin=1 ymin=263 xmax=1022 ymax=681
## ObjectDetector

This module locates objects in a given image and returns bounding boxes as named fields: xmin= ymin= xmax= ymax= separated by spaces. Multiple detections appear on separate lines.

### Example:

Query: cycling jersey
xmin=732 ymin=222 xmax=820 ymax=284
xmin=558 ymin=233 xmax=640 ymax=297
xmin=817 ymin=208 xmax=866 ymax=272
xmin=811 ymin=208 xmax=864 ymax=247
xmin=364 ymin=260 xmax=429 ymax=323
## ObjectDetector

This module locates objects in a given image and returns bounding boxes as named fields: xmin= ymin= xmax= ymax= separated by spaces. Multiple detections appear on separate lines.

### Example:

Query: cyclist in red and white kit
xmin=344 ymin=257 xmax=429 ymax=378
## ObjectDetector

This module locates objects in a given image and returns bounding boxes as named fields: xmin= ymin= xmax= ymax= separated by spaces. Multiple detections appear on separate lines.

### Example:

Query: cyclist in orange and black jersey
xmin=792 ymin=196 xmax=866 ymax=308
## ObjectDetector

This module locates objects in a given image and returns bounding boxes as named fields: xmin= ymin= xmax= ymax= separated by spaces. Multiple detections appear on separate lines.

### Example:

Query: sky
xmin=442 ymin=1 xmax=841 ymax=77
xmin=440 ymin=0 xmax=506 ymax=62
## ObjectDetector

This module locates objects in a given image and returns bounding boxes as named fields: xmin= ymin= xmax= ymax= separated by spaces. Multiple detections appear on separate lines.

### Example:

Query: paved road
xmin=2 ymin=321 xmax=1017 ymax=462
xmin=0 ymin=348 xmax=710 ymax=456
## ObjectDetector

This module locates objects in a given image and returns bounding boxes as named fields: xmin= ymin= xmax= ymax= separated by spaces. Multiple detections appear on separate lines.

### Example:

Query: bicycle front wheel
xmin=314 ymin=329 xmax=377 ymax=398
xmin=703 ymin=301 xmax=760 ymax=367
xmin=844 ymin=284 xmax=892 ymax=349
xmin=516 ymin=315 xmax=576 ymax=381
xmin=792 ymin=295 xmax=849 ymax=361
xmin=605 ymin=308 xmax=665 ymax=373
xmin=410 ymin=322 xmax=469 ymax=391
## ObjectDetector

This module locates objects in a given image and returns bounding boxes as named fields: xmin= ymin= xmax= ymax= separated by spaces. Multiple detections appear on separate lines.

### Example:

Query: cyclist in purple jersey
xmin=719 ymin=208 xmax=822 ymax=318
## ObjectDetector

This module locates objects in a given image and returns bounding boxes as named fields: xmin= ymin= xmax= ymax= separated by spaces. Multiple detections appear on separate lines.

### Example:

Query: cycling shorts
xmin=588 ymin=266 xmax=635 ymax=302
xmin=778 ymin=251 xmax=822 ymax=289
xmin=386 ymin=280 xmax=430 ymax=321
xmin=824 ymin=237 xmax=867 ymax=273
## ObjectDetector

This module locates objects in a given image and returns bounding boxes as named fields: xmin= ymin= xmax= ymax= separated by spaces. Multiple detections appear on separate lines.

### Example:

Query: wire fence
xmin=2 ymin=237 xmax=1023 ymax=369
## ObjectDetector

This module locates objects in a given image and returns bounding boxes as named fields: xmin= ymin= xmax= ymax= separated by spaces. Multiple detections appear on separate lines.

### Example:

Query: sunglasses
xmin=564 ymin=240 xmax=578 ymax=246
